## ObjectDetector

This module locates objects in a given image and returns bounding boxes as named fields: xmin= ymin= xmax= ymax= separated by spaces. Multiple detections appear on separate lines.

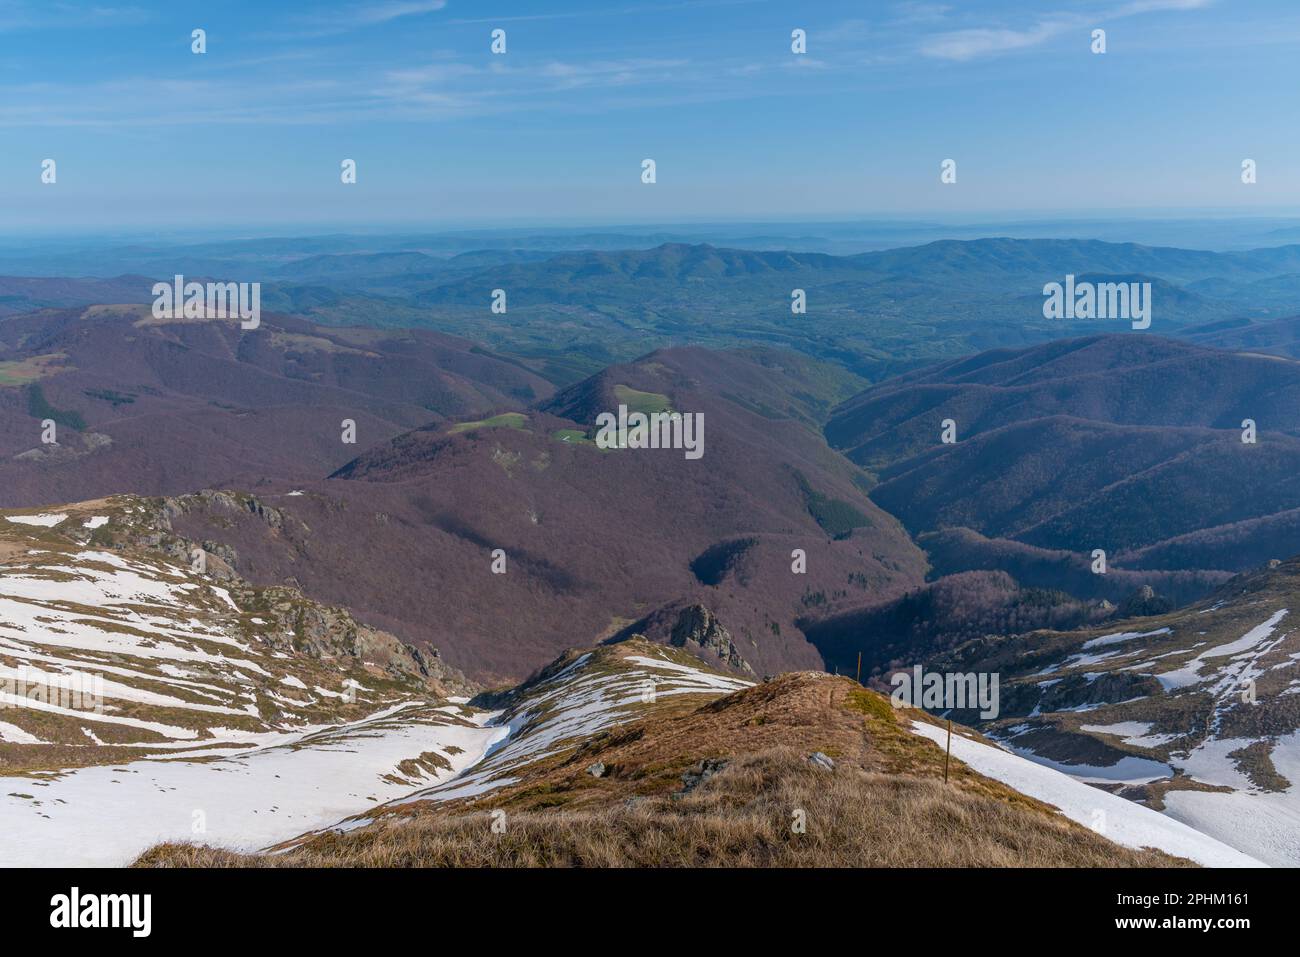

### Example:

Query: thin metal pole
xmin=944 ymin=719 xmax=953 ymax=783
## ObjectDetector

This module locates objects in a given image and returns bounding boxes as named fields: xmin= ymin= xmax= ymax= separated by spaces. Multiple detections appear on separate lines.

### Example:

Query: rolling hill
xmin=825 ymin=335 xmax=1300 ymax=595
xmin=395 ymin=238 xmax=1300 ymax=379
xmin=0 ymin=304 xmax=553 ymax=507
xmin=9 ymin=236 xmax=1300 ymax=388
xmin=158 ymin=347 xmax=928 ymax=683
xmin=1181 ymin=314 xmax=1300 ymax=358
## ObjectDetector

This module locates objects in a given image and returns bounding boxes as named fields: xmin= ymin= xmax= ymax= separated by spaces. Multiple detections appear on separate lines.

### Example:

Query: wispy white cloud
xmin=920 ymin=0 xmax=1213 ymax=61
xmin=538 ymin=58 xmax=687 ymax=90
xmin=1 ymin=0 xmax=1223 ymax=129
xmin=448 ymin=0 xmax=764 ymax=26
xmin=1116 ymin=0 xmax=1213 ymax=13
xmin=351 ymin=1 xmax=447 ymax=25
xmin=891 ymin=3 xmax=952 ymax=25
xmin=781 ymin=57 xmax=830 ymax=72
xmin=0 ymin=1 xmax=147 ymax=32
xmin=921 ymin=19 xmax=1073 ymax=61
xmin=268 ymin=0 xmax=447 ymax=40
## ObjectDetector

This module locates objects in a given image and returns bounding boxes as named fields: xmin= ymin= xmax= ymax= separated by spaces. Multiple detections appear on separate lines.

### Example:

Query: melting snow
xmin=5 ymin=513 xmax=68 ymax=527
xmin=380 ymin=653 xmax=752 ymax=817
xmin=1162 ymin=730 xmax=1300 ymax=867
xmin=1080 ymin=720 xmax=1180 ymax=748
xmin=1082 ymin=627 xmax=1171 ymax=651
xmin=908 ymin=720 xmax=1263 ymax=867
xmin=1156 ymin=609 xmax=1288 ymax=691
xmin=0 ymin=721 xmax=46 ymax=744
xmin=998 ymin=737 xmax=1173 ymax=784
xmin=0 ymin=704 xmax=503 ymax=867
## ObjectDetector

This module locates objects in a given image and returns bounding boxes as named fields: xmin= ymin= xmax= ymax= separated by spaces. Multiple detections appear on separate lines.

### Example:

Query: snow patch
xmin=908 ymin=720 xmax=1262 ymax=867
xmin=5 ymin=513 xmax=67 ymax=527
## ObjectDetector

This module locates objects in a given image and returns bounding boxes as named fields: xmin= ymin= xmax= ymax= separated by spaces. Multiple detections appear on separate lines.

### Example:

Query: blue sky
xmin=2 ymin=0 xmax=1299 ymax=230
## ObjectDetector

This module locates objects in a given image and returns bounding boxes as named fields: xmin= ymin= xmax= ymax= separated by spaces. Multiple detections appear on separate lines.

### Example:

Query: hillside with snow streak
xmin=0 ymin=497 xmax=1276 ymax=869
xmin=140 ymin=641 xmax=1259 ymax=869
xmin=908 ymin=720 xmax=1261 ymax=867
xmin=926 ymin=557 xmax=1300 ymax=866
xmin=0 ymin=497 xmax=479 ymax=866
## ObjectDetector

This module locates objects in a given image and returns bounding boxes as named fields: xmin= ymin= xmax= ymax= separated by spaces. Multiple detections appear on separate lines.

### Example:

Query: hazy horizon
xmin=5 ymin=0 xmax=1300 ymax=228
xmin=9 ymin=213 xmax=1300 ymax=270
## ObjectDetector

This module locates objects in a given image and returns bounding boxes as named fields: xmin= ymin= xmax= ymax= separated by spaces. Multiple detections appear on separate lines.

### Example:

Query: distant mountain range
xmin=8 ymin=236 xmax=1300 ymax=384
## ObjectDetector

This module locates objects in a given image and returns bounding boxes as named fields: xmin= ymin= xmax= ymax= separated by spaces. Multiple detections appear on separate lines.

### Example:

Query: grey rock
xmin=808 ymin=751 xmax=835 ymax=771
xmin=680 ymin=757 xmax=729 ymax=794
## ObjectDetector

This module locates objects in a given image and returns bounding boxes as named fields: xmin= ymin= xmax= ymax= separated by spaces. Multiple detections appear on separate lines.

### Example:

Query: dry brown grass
xmin=134 ymin=747 xmax=1190 ymax=868
xmin=132 ymin=669 xmax=1197 ymax=869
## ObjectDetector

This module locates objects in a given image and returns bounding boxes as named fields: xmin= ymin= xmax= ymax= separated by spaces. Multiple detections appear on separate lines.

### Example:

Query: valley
xmin=3 ymin=234 xmax=1300 ymax=871
xmin=7 ymin=0 xmax=1298 ymax=935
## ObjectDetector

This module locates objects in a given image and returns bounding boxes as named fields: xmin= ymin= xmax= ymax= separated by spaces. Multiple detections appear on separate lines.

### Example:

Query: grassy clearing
xmin=448 ymin=412 xmax=529 ymax=434
xmin=551 ymin=428 xmax=594 ymax=446
xmin=613 ymin=384 xmax=672 ymax=415
xmin=268 ymin=331 xmax=380 ymax=357
xmin=0 ymin=354 xmax=68 ymax=387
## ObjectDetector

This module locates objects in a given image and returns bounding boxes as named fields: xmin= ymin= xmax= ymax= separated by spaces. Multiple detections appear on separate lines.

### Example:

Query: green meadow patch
xmin=448 ymin=412 xmax=529 ymax=434
xmin=613 ymin=384 xmax=672 ymax=415
xmin=552 ymin=428 xmax=595 ymax=446
xmin=0 ymin=353 xmax=68 ymax=387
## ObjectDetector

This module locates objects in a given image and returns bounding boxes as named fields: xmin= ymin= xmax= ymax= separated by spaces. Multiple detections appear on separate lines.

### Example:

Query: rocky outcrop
xmin=1118 ymin=584 xmax=1173 ymax=618
xmin=91 ymin=494 xmax=478 ymax=699
xmin=808 ymin=751 xmax=835 ymax=771
xmin=669 ymin=604 xmax=755 ymax=674
xmin=163 ymin=489 xmax=296 ymax=535
xmin=1002 ymin=670 xmax=1164 ymax=717
xmin=225 ymin=583 xmax=477 ymax=698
